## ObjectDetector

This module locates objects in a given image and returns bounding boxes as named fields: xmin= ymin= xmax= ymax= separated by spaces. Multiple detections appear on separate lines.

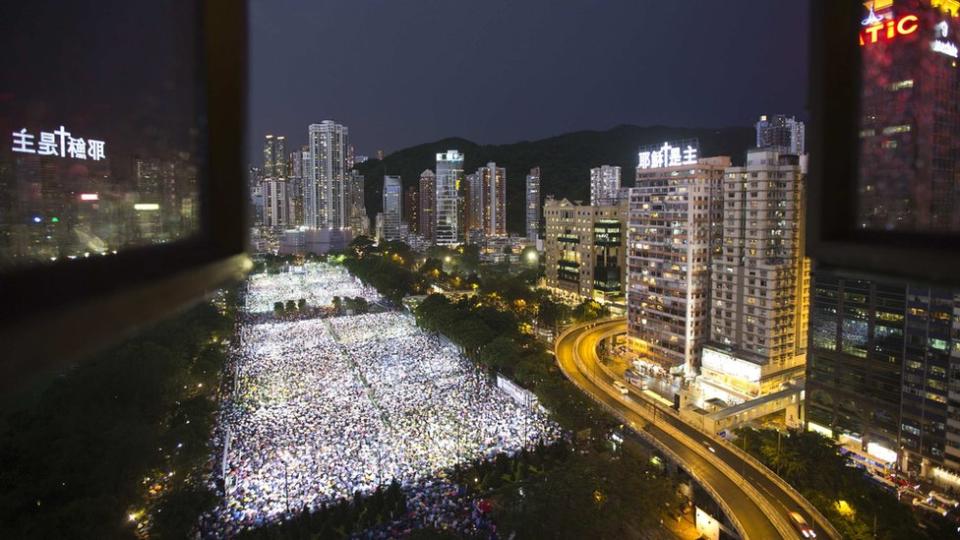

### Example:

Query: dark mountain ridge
xmin=356 ymin=124 xmax=756 ymax=234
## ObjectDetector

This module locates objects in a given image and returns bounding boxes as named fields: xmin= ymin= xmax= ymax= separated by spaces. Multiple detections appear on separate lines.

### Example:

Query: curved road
xmin=556 ymin=320 xmax=835 ymax=540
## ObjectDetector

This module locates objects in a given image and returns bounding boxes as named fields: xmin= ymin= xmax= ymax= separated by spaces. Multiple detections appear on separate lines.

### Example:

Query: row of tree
xmin=0 ymin=290 xmax=240 ymax=539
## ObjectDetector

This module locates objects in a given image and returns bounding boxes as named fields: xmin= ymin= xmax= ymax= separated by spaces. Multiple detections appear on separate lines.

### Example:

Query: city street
xmin=556 ymin=319 xmax=838 ymax=540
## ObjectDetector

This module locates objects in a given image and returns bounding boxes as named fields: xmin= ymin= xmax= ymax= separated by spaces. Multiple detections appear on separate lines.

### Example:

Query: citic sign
xmin=859 ymin=14 xmax=919 ymax=46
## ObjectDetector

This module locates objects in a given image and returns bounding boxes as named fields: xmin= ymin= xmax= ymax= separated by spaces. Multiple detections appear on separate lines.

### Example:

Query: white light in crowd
xmin=134 ymin=203 xmax=160 ymax=211
xmin=79 ymin=193 xmax=99 ymax=201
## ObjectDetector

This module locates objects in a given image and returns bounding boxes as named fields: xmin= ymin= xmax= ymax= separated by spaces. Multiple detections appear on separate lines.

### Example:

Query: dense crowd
xmin=244 ymin=263 xmax=379 ymax=314
xmin=207 ymin=266 xmax=561 ymax=537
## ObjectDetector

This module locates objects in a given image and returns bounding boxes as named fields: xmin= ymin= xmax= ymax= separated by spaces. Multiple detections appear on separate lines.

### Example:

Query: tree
xmin=285 ymin=299 xmax=296 ymax=312
xmin=297 ymin=298 xmax=307 ymax=310
xmin=274 ymin=301 xmax=284 ymax=314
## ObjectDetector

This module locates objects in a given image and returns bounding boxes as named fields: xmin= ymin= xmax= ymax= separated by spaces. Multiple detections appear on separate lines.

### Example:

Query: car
xmin=788 ymin=511 xmax=816 ymax=538
xmin=612 ymin=380 xmax=629 ymax=395
xmin=701 ymin=440 xmax=716 ymax=453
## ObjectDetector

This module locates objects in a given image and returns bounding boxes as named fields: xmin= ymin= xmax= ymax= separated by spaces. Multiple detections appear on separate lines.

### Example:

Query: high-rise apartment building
xmin=287 ymin=149 xmax=304 ymax=227
xmin=404 ymin=185 xmax=419 ymax=234
xmin=419 ymin=169 xmax=436 ymax=242
xmin=590 ymin=165 xmax=622 ymax=206
xmin=464 ymin=172 xmax=483 ymax=234
xmin=702 ymin=149 xmax=810 ymax=398
xmin=543 ymin=197 xmax=627 ymax=301
xmin=627 ymin=143 xmax=728 ymax=373
xmin=382 ymin=175 xmax=402 ymax=242
xmin=477 ymin=162 xmax=507 ymax=237
xmin=435 ymin=150 xmax=464 ymax=246
xmin=305 ymin=121 xmax=349 ymax=229
xmin=262 ymin=178 xmax=288 ymax=229
xmin=526 ymin=167 xmax=541 ymax=243
xmin=755 ymin=115 xmax=805 ymax=155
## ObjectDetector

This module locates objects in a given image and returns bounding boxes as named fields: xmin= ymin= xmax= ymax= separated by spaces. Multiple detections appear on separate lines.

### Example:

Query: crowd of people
xmin=244 ymin=263 xmax=379 ymax=314
xmin=207 ymin=265 xmax=562 ymax=537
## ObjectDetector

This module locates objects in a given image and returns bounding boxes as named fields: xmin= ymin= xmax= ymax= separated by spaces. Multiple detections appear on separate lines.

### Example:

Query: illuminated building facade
xmin=543 ymin=197 xmax=627 ymax=301
xmin=526 ymin=167 xmax=541 ymax=243
xmin=857 ymin=0 xmax=960 ymax=233
xmin=419 ymin=169 xmax=436 ymax=242
xmin=382 ymin=175 xmax=402 ymax=241
xmin=306 ymin=120 xmax=349 ymax=230
xmin=590 ymin=165 xmax=622 ymax=206
xmin=434 ymin=150 xmax=464 ymax=246
xmin=702 ymin=149 xmax=810 ymax=398
xmin=404 ymin=184 xmax=419 ymax=234
xmin=627 ymin=143 xmax=727 ymax=373
xmin=478 ymin=162 xmax=507 ymax=237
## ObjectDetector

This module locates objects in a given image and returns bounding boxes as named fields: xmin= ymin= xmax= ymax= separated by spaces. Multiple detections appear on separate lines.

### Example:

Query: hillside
xmin=355 ymin=124 xmax=756 ymax=235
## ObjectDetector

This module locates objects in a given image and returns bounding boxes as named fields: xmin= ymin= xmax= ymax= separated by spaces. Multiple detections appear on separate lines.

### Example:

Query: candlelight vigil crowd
xmin=205 ymin=264 xmax=562 ymax=536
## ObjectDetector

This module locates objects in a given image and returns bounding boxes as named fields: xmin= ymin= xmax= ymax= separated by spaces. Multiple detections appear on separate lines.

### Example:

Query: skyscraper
xmin=755 ymin=114 xmax=805 ymax=155
xmin=435 ymin=150 xmax=464 ymax=246
xmin=702 ymin=149 xmax=810 ymax=397
xmin=590 ymin=165 xmax=622 ymax=206
xmin=627 ymin=142 xmax=727 ymax=373
xmin=526 ymin=167 xmax=541 ymax=243
xmin=382 ymin=175 xmax=402 ymax=242
xmin=477 ymin=162 xmax=507 ymax=237
xmin=404 ymin=184 xmax=419 ymax=234
xmin=464 ymin=172 xmax=483 ymax=234
xmin=419 ymin=169 xmax=436 ymax=242
xmin=262 ymin=178 xmax=288 ymax=229
xmin=305 ymin=121 xmax=349 ymax=229
xmin=287 ymin=149 xmax=304 ymax=227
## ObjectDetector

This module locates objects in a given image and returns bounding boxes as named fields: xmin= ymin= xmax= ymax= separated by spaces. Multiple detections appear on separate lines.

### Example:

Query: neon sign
xmin=11 ymin=125 xmax=106 ymax=161
xmin=859 ymin=14 xmax=919 ymax=46
xmin=932 ymin=20 xmax=959 ymax=58
xmin=638 ymin=140 xmax=698 ymax=170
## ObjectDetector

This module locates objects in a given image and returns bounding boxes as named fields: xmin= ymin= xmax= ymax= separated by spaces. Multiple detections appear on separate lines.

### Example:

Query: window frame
xmin=806 ymin=0 xmax=960 ymax=286
xmin=0 ymin=0 xmax=249 ymax=390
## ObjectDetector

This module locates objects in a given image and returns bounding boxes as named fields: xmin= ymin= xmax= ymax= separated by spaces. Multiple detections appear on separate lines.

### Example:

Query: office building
xmin=702 ymin=149 xmax=810 ymax=399
xmin=477 ymin=162 xmax=507 ymax=237
xmin=590 ymin=165 xmax=622 ymax=206
xmin=627 ymin=142 xmax=728 ymax=373
xmin=543 ymin=197 xmax=627 ymax=301
xmin=419 ymin=169 xmax=436 ymax=243
xmin=382 ymin=175 xmax=402 ymax=242
xmin=404 ymin=185 xmax=419 ymax=234
xmin=526 ymin=167 xmax=541 ymax=243
xmin=435 ymin=150 xmax=464 ymax=246
xmin=856 ymin=1 xmax=960 ymax=233
xmin=755 ymin=115 xmax=805 ymax=155
xmin=806 ymin=270 xmax=960 ymax=488
xmin=305 ymin=121 xmax=349 ymax=230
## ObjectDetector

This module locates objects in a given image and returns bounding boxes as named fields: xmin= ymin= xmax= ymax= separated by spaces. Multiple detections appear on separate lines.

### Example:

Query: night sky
xmin=249 ymin=0 xmax=809 ymax=159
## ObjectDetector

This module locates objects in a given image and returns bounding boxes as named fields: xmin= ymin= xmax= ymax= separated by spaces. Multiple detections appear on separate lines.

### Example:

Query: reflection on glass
xmin=856 ymin=0 xmax=960 ymax=233
xmin=0 ymin=1 xmax=203 ymax=270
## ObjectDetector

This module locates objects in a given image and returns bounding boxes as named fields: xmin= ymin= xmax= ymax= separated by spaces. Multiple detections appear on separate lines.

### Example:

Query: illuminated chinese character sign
xmin=11 ymin=125 xmax=106 ymax=161
xmin=637 ymin=140 xmax=699 ymax=170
